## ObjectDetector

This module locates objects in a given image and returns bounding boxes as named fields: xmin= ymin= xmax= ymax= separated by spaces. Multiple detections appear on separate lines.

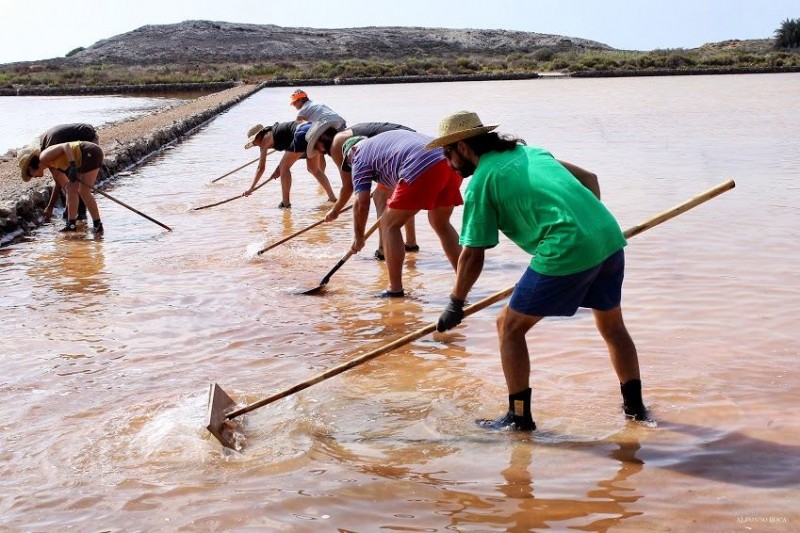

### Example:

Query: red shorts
xmin=387 ymin=160 xmax=463 ymax=211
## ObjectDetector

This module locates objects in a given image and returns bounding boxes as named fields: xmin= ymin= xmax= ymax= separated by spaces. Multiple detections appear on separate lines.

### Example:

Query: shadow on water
xmin=642 ymin=421 xmax=800 ymax=489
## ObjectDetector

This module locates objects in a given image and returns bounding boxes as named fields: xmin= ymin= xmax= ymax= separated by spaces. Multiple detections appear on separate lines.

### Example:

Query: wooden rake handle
xmin=317 ymin=216 xmax=382 ymax=286
xmin=192 ymin=175 xmax=276 ymax=211
xmin=257 ymin=204 xmax=354 ymax=255
xmin=209 ymin=157 xmax=258 ymax=183
xmin=226 ymin=179 xmax=736 ymax=420
xmin=81 ymin=178 xmax=172 ymax=231
xmin=210 ymin=150 xmax=275 ymax=183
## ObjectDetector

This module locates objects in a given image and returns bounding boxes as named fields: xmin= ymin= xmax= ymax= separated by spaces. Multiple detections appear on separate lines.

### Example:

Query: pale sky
xmin=0 ymin=0 xmax=796 ymax=64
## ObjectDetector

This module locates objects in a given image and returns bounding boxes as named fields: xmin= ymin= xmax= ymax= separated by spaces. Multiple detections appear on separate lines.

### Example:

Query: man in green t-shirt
xmin=427 ymin=110 xmax=647 ymax=431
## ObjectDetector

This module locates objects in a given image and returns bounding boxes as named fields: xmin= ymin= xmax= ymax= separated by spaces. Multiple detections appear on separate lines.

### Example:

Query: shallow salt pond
xmin=1 ymin=75 xmax=798 ymax=530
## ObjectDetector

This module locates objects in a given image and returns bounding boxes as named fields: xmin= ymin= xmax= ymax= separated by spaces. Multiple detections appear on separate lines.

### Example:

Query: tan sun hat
xmin=425 ymin=111 xmax=499 ymax=149
xmin=244 ymin=124 xmax=269 ymax=149
xmin=305 ymin=119 xmax=343 ymax=158
xmin=18 ymin=146 xmax=41 ymax=182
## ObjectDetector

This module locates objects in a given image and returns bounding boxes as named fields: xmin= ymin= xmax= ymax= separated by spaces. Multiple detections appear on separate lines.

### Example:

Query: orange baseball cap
xmin=290 ymin=89 xmax=308 ymax=104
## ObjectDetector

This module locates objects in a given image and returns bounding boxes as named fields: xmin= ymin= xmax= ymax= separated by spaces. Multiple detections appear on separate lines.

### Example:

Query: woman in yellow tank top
xmin=19 ymin=141 xmax=105 ymax=235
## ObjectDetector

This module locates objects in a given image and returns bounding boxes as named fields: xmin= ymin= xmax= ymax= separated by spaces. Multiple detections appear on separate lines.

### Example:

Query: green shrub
xmin=533 ymin=48 xmax=554 ymax=62
xmin=774 ymin=18 xmax=800 ymax=49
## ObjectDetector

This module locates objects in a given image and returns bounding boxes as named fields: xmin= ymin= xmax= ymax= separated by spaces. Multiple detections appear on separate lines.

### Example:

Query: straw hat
xmin=425 ymin=111 xmax=498 ymax=149
xmin=290 ymin=89 xmax=308 ymax=104
xmin=18 ymin=146 xmax=41 ymax=182
xmin=305 ymin=119 xmax=343 ymax=158
xmin=244 ymin=124 xmax=269 ymax=149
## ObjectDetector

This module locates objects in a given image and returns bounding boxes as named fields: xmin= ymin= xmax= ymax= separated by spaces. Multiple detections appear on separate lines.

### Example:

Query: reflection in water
xmin=444 ymin=439 xmax=644 ymax=532
xmin=27 ymin=236 xmax=108 ymax=299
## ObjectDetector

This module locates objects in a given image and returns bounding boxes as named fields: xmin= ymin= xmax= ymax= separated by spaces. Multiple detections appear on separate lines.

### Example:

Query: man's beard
xmin=455 ymin=159 xmax=477 ymax=178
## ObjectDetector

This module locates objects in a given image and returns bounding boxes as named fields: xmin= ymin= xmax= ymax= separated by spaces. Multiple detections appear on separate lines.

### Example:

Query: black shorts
xmin=79 ymin=142 xmax=104 ymax=173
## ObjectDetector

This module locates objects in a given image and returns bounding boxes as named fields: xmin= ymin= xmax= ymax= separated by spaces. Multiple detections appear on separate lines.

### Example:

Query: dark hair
xmin=461 ymin=132 xmax=525 ymax=156
xmin=319 ymin=127 xmax=338 ymax=152
xmin=256 ymin=125 xmax=273 ymax=142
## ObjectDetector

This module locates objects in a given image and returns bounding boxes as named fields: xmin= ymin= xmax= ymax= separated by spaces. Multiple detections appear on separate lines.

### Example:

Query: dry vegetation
xmin=2 ymin=22 xmax=798 ymax=93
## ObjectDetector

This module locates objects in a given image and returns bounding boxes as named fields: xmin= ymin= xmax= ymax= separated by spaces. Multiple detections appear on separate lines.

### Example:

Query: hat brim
xmin=425 ymin=124 xmax=499 ymax=149
xmin=244 ymin=128 xmax=268 ymax=149
xmin=305 ymin=120 xmax=342 ymax=158
xmin=18 ymin=149 xmax=40 ymax=180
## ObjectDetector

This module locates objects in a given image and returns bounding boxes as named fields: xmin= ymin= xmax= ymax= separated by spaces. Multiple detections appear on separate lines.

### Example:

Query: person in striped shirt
xmin=342 ymin=129 xmax=463 ymax=298
xmin=306 ymin=120 xmax=420 ymax=260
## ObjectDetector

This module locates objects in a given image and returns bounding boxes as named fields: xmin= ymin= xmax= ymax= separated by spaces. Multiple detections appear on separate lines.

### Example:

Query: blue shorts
xmin=509 ymin=249 xmax=625 ymax=317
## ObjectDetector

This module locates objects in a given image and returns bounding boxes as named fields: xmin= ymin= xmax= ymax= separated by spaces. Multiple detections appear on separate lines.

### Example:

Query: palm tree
xmin=774 ymin=18 xmax=800 ymax=49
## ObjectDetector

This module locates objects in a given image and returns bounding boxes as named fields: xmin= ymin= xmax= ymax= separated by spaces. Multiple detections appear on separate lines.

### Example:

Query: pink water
xmin=1 ymin=74 xmax=798 ymax=531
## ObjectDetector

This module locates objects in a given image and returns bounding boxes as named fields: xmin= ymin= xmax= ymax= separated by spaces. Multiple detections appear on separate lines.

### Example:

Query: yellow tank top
xmin=50 ymin=142 xmax=83 ymax=170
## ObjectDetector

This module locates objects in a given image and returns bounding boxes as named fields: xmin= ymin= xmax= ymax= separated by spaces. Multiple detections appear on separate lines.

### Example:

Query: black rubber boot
xmin=60 ymin=220 xmax=78 ymax=232
xmin=77 ymin=199 xmax=88 ymax=221
xmin=477 ymin=388 xmax=536 ymax=431
xmin=621 ymin=379 xmax=648 ymax=421
xmin=93 ymin=219 xmax=104 ymax=236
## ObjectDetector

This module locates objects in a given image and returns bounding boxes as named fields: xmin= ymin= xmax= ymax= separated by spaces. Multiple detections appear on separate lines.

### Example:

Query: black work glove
xmin=437 ymin=295 xmax=465 ymax=332
xmin=66 ymin=162 xmax=79 ymax=183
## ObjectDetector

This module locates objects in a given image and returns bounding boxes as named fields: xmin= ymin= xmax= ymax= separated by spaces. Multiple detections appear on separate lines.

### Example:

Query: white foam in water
xmin=130 ymin=394 xmax=219 ymax=458
xmin=244 ymin=242 xmax=264 ymax=260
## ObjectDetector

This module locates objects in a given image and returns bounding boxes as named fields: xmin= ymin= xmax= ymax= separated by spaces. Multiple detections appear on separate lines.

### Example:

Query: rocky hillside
xmin=65 ymin=20 xmax=613 ymax=65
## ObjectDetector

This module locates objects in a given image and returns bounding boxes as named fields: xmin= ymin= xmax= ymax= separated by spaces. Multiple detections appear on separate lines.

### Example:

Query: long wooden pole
xmin=297 ymin=216 xmax=383 ymax=295
xmin=192 ymin=175 xmax=275 ymax=211
xmin=224 ymin=179 xmax=735 ymax=420
xmin=209 ymin=150 xmax=275 ymax=184
xmin=209 ymin=158 xmax=259 ymax=183
xmin=81 ymin=178 xmax=172 ymax=231
xmin=257 ymin=204 xmax=354 ymax=255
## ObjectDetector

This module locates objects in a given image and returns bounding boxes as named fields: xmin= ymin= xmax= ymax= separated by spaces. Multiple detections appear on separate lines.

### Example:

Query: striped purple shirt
xmin=351 ymin=130 xmax=445 ymax=193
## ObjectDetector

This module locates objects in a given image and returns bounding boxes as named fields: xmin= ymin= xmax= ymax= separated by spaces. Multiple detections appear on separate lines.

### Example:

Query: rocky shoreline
xmin=0 ymin=83 xmax=260 ymax=246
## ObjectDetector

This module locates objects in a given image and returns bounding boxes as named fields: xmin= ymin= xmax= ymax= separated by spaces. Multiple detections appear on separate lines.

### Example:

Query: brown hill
xmin=63 ymin=20 xmax=613 ymax=66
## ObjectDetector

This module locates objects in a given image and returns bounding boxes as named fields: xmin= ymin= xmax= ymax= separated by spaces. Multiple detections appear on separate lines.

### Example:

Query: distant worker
xmin=290 ymin=89 xmax=347 ymax=175
xmin=290 ymin=89 xmax=347 ymax=131
xmin=342 ymin=130 xmax=462 ymax=297
xmin=243 ymin=121 xmax=337 ymax=208
xmin=307 ymin=120 xmax=420 ymax=260
xmin=19 ymin=140 xmax=105 ymax=235
xmin=38 ymin=123 xmax=97 ymax=222
xmin=428 ymin=110 xmax=647 ymax=431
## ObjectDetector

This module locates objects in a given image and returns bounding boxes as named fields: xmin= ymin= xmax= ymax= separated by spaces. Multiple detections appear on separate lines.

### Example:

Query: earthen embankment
xmin=0 ymin=83 xmax=260 ymax=245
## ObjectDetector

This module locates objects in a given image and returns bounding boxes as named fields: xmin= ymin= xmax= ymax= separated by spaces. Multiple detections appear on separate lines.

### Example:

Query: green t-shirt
xmin=460 ymin=145 xmax=626 ymax=275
